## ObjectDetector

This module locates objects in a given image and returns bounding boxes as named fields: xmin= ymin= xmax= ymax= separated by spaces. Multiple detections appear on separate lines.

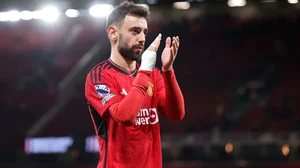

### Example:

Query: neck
xmin=110 ymin=46 xmax=136 ymax=72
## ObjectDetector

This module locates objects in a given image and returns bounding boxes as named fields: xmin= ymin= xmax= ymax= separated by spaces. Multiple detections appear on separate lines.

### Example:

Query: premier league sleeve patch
xmin=95 ymin=84 xmax=110 ymax=97
xmin=95 ymin=84 xmax=116 ymax=105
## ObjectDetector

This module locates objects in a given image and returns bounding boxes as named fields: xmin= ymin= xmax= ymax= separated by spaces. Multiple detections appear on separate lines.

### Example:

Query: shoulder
xmin=86 ymin=60 xmax=114 ymax=84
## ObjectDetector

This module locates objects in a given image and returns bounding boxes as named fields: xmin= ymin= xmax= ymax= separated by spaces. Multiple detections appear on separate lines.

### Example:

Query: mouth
xmin=133 ymin=44 xmax=144 ymax=50
xmin=133 ymin=47 xmax=144 ymax=53
xmin=134 ymin=47 xmax=143 ymax=50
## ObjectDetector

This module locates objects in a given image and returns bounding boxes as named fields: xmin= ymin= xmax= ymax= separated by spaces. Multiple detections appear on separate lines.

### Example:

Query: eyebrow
xmin=129 ymin=26 xmax=148 ymax=34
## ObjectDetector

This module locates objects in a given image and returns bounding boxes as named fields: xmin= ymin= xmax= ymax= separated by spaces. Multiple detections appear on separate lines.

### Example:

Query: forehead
xmin=121 ymin=15 xmax=148 ymax=30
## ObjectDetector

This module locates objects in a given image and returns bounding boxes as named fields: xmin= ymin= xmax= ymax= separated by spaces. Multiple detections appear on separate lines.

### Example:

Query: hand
xmin=139 ymin=34 xmax=162 ymax=71
xmin=161 ymin=36 xmax=180 ymax=71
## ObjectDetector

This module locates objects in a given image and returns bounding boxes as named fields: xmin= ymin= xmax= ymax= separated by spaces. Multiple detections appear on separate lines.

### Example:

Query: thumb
xmin=165 ymin=37 xmax=171 ymax=48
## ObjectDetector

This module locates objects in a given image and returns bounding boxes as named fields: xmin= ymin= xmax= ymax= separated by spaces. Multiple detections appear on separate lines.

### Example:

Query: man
xmin=85 ymin=1 xmax=185 ymax=168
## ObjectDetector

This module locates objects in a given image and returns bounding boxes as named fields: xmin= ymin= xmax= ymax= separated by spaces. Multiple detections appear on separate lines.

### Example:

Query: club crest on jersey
xmin=95 ymin=84 xmax=110 ymax=97
xmin=147 ymin=82 xmax=154 ymax=97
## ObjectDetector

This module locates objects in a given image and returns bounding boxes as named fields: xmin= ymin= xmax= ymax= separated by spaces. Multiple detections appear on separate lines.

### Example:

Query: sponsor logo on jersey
xmin=147 ymin=82 xmax=154 ymax=97
xmin=135 ymin=108 xmax=159 ymax=126
xmin=95 ymin=84 xmax=110 ymax=97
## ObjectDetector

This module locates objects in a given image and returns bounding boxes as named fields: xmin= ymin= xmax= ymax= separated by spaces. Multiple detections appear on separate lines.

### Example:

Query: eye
xmin=132 ymin=29 xmax=139 ymax=34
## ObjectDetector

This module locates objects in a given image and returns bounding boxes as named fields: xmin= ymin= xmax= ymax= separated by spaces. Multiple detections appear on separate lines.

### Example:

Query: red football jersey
xmin=85 ymin=59 xmax=166 ymax=168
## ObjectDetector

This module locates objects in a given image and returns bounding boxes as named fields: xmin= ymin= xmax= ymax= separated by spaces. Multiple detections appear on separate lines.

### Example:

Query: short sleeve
xmin=85 ymin=71 xmax=122 ymax=118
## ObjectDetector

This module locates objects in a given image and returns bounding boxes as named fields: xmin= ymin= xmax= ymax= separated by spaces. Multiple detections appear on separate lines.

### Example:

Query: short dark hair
xmin=106 ymin=1 xmax=150 ymax=29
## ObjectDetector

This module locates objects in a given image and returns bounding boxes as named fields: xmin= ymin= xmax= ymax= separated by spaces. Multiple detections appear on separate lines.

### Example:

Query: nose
xmin=138 ymin=32 xmax=146 ymax=44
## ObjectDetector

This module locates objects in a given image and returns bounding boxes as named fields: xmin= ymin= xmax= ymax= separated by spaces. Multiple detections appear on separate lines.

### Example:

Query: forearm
xmin=162 ymin=69 xmax=185 ymax=120
xmin=108 ymin=71 xmax=151 ymax=126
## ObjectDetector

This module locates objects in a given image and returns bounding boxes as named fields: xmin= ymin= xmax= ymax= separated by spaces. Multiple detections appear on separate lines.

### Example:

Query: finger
xmin=176 ymin=36 xmax=180 ymax=46
xmin=172 ymin=40 xmax=178 ymax=56
xmin=147 ymin=33 xmax=161 ymax=52
xmin=175 ymin=36 xmax=180 ymax=48
xmin=173 ymin=37 xmax=179 ymax=49
xmin=171 ymin=45 xmax=175 ymax=58
xmin=165 ymin=37 xmax=171 ymax=48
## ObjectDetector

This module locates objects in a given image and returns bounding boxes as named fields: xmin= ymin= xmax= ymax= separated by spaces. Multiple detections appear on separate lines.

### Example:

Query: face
xmin=117 ymin=15 xmax=148 ymax=61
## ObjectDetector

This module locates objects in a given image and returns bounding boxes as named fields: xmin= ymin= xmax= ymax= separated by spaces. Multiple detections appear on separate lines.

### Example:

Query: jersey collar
xmin=108 ymin=59 xmax=138 ymax=76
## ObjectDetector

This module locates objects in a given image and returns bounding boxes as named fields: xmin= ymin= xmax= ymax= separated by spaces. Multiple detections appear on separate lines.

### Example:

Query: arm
xmin=163 ymin=69 xmax=185 ymax=120
xmin=107 ymin=71 xmax=152 ymax=126
xmin=156 ymin=69 xmax=185 ymax=120
xmin=158 ymin=36 xmax=185 ymax=120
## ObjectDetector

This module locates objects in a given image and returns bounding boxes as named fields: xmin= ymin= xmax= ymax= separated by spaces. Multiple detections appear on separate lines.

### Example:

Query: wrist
xmin=162 ymin=68 xmax=175 ymax=78
xmin=139 ymin=50 xmax=157 ymax=71
xmin=162 ymin=65 xmax=173 ymax=71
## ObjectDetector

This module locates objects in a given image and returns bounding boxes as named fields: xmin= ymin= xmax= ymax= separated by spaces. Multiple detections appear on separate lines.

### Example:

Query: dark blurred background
xmin=0 ymin=0 xmax=300 ymax=167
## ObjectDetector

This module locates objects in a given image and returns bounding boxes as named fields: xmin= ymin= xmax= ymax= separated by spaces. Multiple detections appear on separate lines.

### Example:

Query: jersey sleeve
xmin=155 ymin=69 xmax=185 ymax=120
xmin=85 ymin=70 xmax=122 ymax=119
xmin=155 ymin=69 xmax=167 ymax=116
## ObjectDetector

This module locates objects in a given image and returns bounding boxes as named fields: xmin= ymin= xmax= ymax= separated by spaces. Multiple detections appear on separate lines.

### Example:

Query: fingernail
xmin=158 ymin=33 xmax=162 ymax=40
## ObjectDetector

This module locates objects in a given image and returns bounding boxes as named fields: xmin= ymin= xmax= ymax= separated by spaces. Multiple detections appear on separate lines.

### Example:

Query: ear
xmin=107 ymin=25 xmax=118 ymax=42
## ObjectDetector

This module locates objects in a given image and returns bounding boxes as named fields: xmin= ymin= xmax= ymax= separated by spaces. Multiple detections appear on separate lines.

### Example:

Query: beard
xmin=118 ymin=35 xmax=144 ymax=61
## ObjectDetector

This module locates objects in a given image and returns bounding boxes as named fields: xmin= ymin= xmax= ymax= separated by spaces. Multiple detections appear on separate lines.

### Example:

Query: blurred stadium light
xmin=282 ymin=144 xmax=290 ymax=156
xmin=20 ymin=10 xmax=33 ymax=20
xmin=225 ymin=143 xmax=234 ymax=154
xmin=65 ymin=9 xmax=80 ymax=18
xmin=228 ymin=0 xmax=247 ymax=7
xmin=25 ymin=137 xmax=73 ymax=154
xmin=288 ymin=0 xmax=298 ymax=4
xmin=39 ymin=6 xmax=59 ymax=22
xmin=89 ymin=4 xmax=114 ymax=18
xmin=6 ymin=10 xmax=20 ymax=22
xmin=0 ymin=12 xmax=7 ymax=21
xmin=32 ymin=10 xmax=43 ymax=19
xmin=0 ymin=6 xmax=60 ymax=22
xmin=85 ymin=136 xmax=99 ymax=153
xmin=0 ymin=0 xmax=297 ymax=22
xmin=172 ymin=2 xmax=191 ymax=10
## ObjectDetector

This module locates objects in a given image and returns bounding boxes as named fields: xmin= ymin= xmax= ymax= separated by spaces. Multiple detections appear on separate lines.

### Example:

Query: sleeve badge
xmin=95 ymin=84 xmax=110 ymax=97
